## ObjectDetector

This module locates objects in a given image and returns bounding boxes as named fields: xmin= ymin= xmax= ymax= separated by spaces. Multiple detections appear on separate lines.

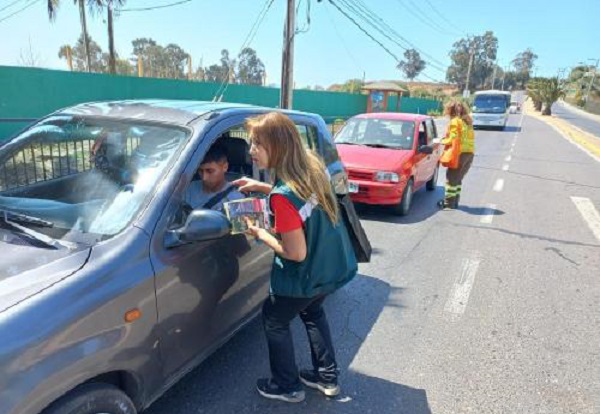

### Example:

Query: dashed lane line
xmin=444 ymin=254 xmax=481 ymax=320
xmin=570 ymin=196 xmax=600 ymax=240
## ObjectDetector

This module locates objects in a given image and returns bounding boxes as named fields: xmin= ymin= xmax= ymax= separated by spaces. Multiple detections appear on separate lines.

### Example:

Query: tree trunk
xmin=78 ymin=0 xmax=92 ymax=72
xmin=542 ymin=104 xmax=552 ymax=116
xmin=108 ymin=5 xmax=116 ymax=74
xmin=534 ymin=101 xmax=543 ymax=111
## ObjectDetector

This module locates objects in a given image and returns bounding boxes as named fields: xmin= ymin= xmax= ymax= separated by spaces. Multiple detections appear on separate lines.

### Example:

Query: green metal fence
xmin=0 ymin=65 xmax=441 ymax=141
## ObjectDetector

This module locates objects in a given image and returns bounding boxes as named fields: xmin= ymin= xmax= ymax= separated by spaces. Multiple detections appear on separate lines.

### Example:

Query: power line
xmin=0 ymin=0 xmax=27 ymax=14
xmin=324 ymin=4 xmax=365 ymax=77
xmin=352 ymin=0 xmax=448 ymax=70
xmin=394 ymin=0 xmax=459 ymax=38
xmin=213 ymin=0 xmax=275 ymax=101
xmin=328 ymin=0 xmax=445 ymax=83
xmin=328 ymin=0 xmax=400 ymax=63
xmin=0 ymin=0 xmax=40 ymax=24
xmin=120 ymin=0 xmax=192 ymax=13
xmin=422 ymin=0 xmax=466 ymax=37
xmin=295 ymin=0 xmax=311 ymax=34
xmin=339 ymin=0 xmax=447 ymax=72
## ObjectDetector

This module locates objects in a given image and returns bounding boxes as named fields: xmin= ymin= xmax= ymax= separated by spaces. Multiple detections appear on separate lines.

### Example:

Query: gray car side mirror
xmin=165 ymin=209 xmax=231 ymax=248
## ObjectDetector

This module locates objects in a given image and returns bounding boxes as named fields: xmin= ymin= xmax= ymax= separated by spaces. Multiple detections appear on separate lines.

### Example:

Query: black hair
xmin=201 ymin=143 xmax=228 ymax=165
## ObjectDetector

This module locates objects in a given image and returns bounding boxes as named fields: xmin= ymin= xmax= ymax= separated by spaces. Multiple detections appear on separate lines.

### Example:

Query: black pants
xmin=444 ymin=152 xmax=475 ymax=206
xmin=262 ymin=294 xmax=338 ymax=392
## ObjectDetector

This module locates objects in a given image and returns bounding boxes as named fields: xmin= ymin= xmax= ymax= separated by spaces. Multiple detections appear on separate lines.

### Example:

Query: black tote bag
xmin=337 ymin=193 xmax=372 ymax=263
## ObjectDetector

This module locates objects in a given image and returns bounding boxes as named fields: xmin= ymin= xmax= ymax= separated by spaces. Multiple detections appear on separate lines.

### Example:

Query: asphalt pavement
xmin=551 ymin=100 xmax=600 ymax=138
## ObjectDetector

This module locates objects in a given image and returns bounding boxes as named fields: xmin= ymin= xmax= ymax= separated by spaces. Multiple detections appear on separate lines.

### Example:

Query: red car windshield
xmin=336 ymin=118 xmax=415 ymax=150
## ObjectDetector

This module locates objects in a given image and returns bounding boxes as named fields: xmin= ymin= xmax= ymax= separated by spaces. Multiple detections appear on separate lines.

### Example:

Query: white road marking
xmin=444 ymin=255 xmax=481 ymax=318
xmin=570 ymin=197 xmax=600 ymax=240
xmin=505 ymin=155 xmax=512 ymax=162
xmin=480 ymin=204 xmax=497 ymax=224
xmin=502 ymin=164 xmax=509 ymax=171
xmin=493 ymin=178 xmax=505 ymax=192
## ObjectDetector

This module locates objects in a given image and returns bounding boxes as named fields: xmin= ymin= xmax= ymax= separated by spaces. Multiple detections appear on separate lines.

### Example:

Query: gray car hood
xmin=0 ymin=231 xmax=90 ymax=313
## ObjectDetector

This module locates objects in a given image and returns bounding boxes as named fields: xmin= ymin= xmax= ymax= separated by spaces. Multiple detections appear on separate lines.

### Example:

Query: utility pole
xmin=463 ymin=39 xmax=474 ymax=98
xmin=585 ymin=59 xmax=599 ymax=103
xmin=107 ymin=3 xmax=116 ymax=74
xmin=77 ymin=0 xmax=92 ymax=72
xmin=491 ymin=61 xmax=497 ymax=89
xmin=280 ymin=0 xmax=295 ymax=109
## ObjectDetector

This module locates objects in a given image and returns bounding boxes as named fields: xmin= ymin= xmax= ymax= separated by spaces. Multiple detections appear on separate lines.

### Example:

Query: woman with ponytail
xmin=233 ymin=112 xmax=357 ymax=403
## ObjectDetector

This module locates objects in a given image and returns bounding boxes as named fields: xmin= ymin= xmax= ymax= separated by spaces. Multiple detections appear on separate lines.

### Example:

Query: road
xmin=145 ymin=112 xmax=599 ymax=414
xmin=551 ymin=101 xmax=600 ymax=138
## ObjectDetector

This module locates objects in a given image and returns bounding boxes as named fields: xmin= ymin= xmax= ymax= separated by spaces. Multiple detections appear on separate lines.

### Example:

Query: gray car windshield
xmin=0 ymin=116 xmax=189 ymax=244
xmin=335 ymin=118 xmax=415 ymax=150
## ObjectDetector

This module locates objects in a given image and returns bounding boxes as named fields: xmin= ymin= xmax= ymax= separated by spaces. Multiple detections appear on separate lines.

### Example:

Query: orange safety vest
xmin=440 ymin=117 xmax=462 ymax=169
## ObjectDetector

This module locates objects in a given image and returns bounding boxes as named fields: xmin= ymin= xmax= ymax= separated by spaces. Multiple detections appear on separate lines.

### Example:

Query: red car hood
xmin=336 ymin=144 xmax=413 ymax=171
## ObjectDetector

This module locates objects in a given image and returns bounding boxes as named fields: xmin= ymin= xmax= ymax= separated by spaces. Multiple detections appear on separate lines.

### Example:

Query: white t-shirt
xmin=184 ymin=181 xmax=244 ymax=211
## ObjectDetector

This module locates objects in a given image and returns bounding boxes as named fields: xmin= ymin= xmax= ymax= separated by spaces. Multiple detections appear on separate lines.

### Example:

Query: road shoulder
xmin=523 ymin=99 xmax=600 ymax=159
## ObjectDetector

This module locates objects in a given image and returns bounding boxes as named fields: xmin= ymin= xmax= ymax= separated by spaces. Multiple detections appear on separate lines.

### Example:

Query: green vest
xmin=268 ymin=181 xmax=358 ymax=298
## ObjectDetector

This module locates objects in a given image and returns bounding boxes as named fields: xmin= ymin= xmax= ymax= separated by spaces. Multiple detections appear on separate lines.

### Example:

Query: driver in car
xmin=184 ymin=143 xmax=244 ymax=211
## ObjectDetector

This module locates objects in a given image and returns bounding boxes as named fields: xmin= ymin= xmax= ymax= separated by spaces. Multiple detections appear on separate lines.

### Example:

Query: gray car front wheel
xmin=42 ymin=383 xmax=136 ymax=414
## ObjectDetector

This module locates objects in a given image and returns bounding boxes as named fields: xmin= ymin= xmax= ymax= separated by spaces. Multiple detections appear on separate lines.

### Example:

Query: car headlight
xmin=375 ymin=171 xmax=399 ymax=183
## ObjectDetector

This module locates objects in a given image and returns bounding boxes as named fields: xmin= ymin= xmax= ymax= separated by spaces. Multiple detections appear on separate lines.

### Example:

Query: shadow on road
xmin=457 ymin=205 xmax=505 ymax=216
xmin=355 ymin=186 xmax=444 ymax=225
xmin=145 ymin=274 xmax=432 ymax=414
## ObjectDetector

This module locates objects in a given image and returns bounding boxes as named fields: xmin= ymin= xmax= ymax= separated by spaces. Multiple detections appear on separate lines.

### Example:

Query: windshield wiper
xmin=363 ymin=143 xmax=398 ymax=149
xmin=335 ymin=141 xmax=364 ymax=146
xmin=1 ymin=210 xmax=74 ymax=250
xmin=0 ymin=209 xmax=54 ymax=227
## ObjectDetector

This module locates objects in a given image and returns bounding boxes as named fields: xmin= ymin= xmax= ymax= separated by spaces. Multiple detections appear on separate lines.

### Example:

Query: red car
xmin=335 ymin=112 xmax=442 ymax=215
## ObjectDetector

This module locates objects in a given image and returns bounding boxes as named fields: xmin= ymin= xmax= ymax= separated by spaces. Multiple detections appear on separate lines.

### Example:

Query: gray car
xmin=0 ymin=100 xmax=350 ymax=414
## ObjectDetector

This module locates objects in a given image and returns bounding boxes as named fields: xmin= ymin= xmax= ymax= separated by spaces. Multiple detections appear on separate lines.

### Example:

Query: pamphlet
xmin=223 ymin=197 xmax=270 ymax=234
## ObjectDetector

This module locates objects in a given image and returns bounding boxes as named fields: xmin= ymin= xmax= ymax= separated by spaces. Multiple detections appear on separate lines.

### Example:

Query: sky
xmin=0 ymin=0 xmax=599 ymax=88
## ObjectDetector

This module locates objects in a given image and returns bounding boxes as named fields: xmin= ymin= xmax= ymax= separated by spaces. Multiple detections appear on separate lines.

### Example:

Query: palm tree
xmin=47 ymin=0 xmax=99 ymax=72
xmin=100 ymin=1 xmax=125 ymax=74
xmin=527 ymin=77 xmax=565 ymax=116
xmin=540 ymin=77 xmax=565 ymax=115
xmin=526 ymin=77 xmax=544 ymax=112
xmin=58 ymin=45 xmax=73 ymax=70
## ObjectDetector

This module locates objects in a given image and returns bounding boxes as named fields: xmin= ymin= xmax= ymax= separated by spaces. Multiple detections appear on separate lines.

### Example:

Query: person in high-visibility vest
xmin=438 ymin=100 xmax=464 ymax=209
xmin=454 ymin=101 xmax=475 ymax=206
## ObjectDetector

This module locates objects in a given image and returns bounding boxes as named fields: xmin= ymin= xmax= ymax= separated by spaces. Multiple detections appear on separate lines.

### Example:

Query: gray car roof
xmin=58 ymin=99 xmax=314 ymax=125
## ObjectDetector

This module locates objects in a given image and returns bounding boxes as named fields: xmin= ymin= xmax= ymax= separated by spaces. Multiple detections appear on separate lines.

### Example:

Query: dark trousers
xmin=262 ymin=294 xmax=338 ymax=392
xmin=445 ymin=152 xmax=474 ymax=206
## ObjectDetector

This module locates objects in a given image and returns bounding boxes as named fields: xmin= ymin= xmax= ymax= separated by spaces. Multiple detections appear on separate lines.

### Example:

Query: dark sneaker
xmin=299 ymin=369 xmax=340 ymax=397
xmin=256 ymin=378 xmax=305 ymax=403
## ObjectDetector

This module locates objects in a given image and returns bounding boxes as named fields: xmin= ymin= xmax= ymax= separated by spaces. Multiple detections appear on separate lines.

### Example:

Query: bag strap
xmin=203 ymin=184 xmax=236 ymax=210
